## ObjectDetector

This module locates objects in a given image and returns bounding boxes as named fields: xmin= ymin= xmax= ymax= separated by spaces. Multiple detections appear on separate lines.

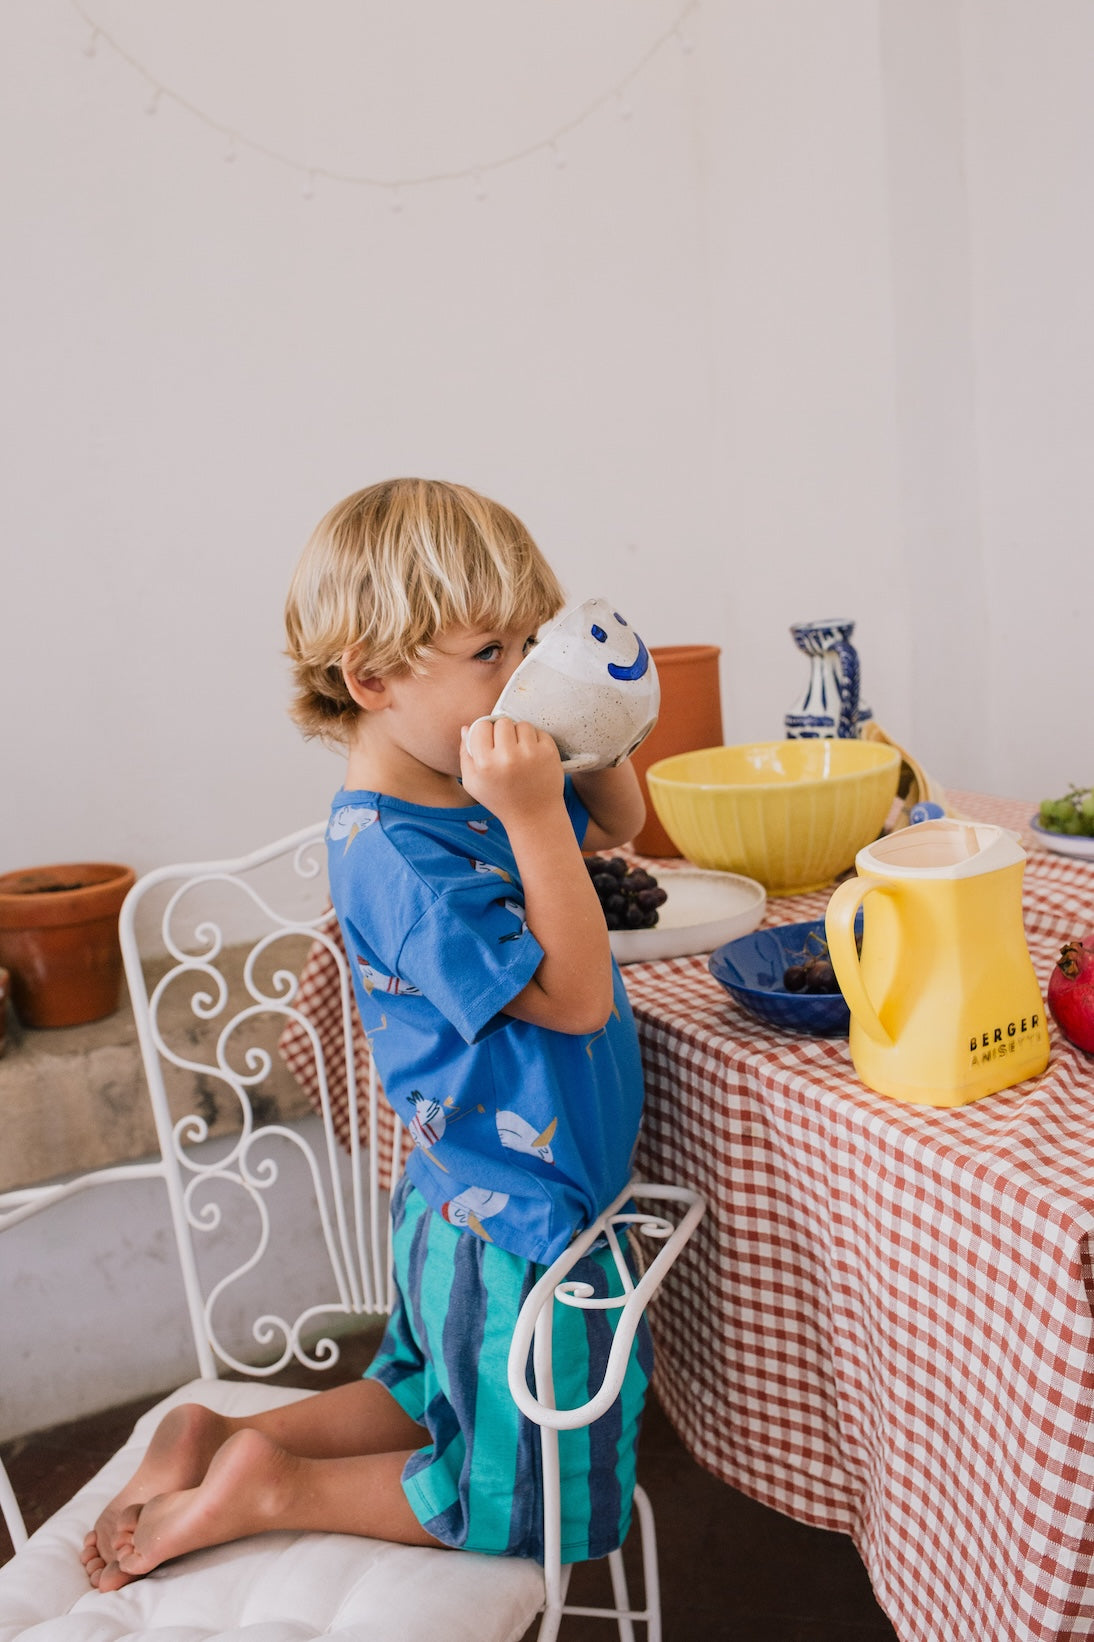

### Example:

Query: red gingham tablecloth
xmin=279 ymin=926 xmax=406 ymax=1188
xmin=280 ymin=791 xmax=1094 ymax=1642
xmin=627 ymin=791 xmax=1094 ymax=1642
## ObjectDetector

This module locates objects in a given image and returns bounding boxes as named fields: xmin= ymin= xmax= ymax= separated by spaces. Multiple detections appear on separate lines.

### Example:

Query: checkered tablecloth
xmin=278 ymin=925 xmax=407 ymax=1187
xmin=627 ymin=791 xmax=1094 ymax=1642
xmin=279 ymin=791 xmax=1094 ymax=1642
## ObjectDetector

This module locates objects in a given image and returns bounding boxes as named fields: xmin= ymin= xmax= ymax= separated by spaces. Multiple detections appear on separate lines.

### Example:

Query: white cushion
xmin=0 ymin=1380 xmax=544 ymax=1642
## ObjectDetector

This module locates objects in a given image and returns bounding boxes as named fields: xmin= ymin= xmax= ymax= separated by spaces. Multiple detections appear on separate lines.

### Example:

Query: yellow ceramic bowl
xmin=645 ymin=739 xmax=902 ymax=895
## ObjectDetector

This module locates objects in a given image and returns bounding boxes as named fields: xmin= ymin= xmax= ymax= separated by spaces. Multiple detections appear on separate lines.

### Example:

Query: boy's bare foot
xmin=113 ymin=1429 xmax=295 ymax=1579
xmin=81 ymin=1403 xmax=230 ymax=1591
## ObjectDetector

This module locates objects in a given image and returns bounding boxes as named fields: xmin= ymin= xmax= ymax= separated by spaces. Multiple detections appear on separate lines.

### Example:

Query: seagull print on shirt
xmin=473 ymin=859 xmax=512 ymax=885
xmin=441 ymin=1185 xmax=510 ymax=1242
xmin=406 ymin=1091 xmax=484 ymax=1170
xmin=328 ymin=805 xmax=379 ymax=852
xmin=496 ymin=1110 xmax=557 ymax=1164
xmin=356 ymin=955 xmax=421 ymax=996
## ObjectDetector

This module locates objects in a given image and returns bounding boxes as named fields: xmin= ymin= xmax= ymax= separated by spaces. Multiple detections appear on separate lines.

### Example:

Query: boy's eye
xmin=473 ymin=643 xmax=502 ymax=662
xmin=522 ymin=635 xmax=538 ymax=655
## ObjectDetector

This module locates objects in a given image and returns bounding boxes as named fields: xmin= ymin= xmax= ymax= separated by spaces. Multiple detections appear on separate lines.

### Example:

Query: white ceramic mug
xmin=470 ymin=597 xmax=661 ymax=772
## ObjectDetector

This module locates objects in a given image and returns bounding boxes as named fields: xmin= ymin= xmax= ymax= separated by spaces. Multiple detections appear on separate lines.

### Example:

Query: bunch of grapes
xmin=1039 ymin=785 xmax=1094 ymax=837
xmin=585 ymin=855 xmax=668 ymax=930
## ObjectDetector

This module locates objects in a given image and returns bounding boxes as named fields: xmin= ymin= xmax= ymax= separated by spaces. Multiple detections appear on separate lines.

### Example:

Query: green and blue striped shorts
xmin=366 ymin=1176 xmax=653 ymax=1562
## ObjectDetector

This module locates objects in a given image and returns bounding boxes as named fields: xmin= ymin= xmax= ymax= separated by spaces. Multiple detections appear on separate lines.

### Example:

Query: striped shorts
xmin=366 ymin=1176 xmax=653 ymax=1562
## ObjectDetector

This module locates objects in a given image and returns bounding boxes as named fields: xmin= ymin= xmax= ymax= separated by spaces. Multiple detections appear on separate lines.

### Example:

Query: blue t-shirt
xmin=326 ymin=784 xmax=644 ymax=1265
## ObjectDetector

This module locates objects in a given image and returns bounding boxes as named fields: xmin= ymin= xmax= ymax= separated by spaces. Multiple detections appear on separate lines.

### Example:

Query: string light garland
xmin=70 ymin=0 xmax=700 ymax=203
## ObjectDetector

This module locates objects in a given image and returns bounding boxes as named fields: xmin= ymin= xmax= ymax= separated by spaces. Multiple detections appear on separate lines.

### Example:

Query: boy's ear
xmin=341 ymin=654 xmax=391 ymax=713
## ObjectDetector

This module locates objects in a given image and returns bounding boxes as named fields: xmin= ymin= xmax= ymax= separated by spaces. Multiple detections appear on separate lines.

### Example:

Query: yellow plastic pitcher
xmin=825 ymin=819 xmax=1049 ymax=1107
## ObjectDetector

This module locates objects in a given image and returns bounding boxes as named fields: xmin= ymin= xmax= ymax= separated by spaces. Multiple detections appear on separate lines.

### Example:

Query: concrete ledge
xmin=0 ymin=946 xmax=314 ymax=1193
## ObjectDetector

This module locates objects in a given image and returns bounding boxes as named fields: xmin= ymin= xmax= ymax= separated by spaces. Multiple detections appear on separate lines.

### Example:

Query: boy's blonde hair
xmin=285 ymin=477 xmax=565 ymax=743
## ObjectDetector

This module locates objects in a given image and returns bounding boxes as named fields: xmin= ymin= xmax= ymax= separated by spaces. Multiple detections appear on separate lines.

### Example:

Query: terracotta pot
xmin=0 ymin=862 xmax=136 ymax=1028
xmin=631 ymin=645 xmax=724 ymax=856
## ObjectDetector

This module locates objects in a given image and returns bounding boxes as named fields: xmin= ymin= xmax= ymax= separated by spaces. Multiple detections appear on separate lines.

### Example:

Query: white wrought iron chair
xmin=0 ymin=823 xmax=704 ymax=1642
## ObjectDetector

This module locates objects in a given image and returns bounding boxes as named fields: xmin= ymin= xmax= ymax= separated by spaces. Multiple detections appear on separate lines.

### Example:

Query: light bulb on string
xmin=70 ymin=0 xmax=701 ymax=199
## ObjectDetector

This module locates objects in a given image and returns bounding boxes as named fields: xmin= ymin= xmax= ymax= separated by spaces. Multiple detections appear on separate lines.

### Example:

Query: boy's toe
xmin=96 ymin=1559 xmax=137 ymax=1592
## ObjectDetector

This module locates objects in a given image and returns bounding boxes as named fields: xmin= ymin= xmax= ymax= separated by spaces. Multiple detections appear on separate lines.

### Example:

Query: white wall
xmin=696 ymin=1 xmax=910 ymax=758
xmin=959 ymin=0 xmax=1094 ymax=789
xmin=2 ymin=0 xmax=1092 ymax=882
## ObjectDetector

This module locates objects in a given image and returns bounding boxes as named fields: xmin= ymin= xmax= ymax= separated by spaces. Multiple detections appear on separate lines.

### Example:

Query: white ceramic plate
xmin=610 ymin=868 xmax=766 ymax=964
xmin=1029 ymin=816 xmax=1094 ymax=860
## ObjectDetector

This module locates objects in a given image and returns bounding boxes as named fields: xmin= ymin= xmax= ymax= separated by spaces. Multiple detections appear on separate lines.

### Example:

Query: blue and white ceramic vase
xmin=784 ymin=619 xmax=872 ymax=739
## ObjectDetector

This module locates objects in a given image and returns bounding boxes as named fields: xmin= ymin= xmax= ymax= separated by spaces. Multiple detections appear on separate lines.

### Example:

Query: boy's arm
xmin=571 ymin=760 xmax=645 ymax=854
xmin=459 ymin=717 xmax=614 ymax=1035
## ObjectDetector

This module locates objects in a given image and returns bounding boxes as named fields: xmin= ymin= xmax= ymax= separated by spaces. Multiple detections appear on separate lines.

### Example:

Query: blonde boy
xmin=82 ymin=478 xmax=650 ymax=1589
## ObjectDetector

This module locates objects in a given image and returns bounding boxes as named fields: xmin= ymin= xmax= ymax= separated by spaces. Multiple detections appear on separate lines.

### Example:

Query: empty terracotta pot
xmin=630 ymin=645 xmax=724 ymax=856
xmin=0 ymin=862 xmax=136 ymax=1028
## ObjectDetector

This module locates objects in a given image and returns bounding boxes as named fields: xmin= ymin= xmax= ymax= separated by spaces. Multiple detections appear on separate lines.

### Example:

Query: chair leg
xmin=536 ymin=1562 xmax=573 ymax=1642
xmin=607 ymin=1547 xmax=638 ymax=1642
xmin=535 ymin=1606 xmax=562 ymax=1642
xmin=632 ymin=1483 xmax=662 ymax=1642
xmin=0 ymin=1460 xmax=28 ymax=1553
xmin=596 ymin=1482 xmax=659 ymax=1642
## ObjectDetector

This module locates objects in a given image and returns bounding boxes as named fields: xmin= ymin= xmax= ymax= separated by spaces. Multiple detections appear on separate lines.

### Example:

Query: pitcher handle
xmin=832 ymin=640 xmax=860 ymax=738
xmin=825 ymin=877 xmax=892 ymax=1047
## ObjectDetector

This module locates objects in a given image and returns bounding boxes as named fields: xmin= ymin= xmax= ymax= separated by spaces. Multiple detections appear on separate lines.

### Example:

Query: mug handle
xmin=464 ymin=714 xmax=601 ymax=773
xmin=824 ymin=877 xmax=892 ymax=1047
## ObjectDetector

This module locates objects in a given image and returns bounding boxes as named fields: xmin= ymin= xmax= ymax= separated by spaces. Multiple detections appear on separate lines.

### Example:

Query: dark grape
xmin=804 ymin=960 xmax=837 ymax=993
xmin=584 ymin=854 xmax=666 ymax=932
xmin=636 ymin=886 xmax=668 ymax=911
xmin=782 ymin=948 xmax=841 ymax=994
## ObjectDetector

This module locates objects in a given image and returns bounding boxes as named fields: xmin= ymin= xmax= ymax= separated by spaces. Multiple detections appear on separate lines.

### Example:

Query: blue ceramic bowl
xmin=708 ymin=918 xmax=851 ymax=1036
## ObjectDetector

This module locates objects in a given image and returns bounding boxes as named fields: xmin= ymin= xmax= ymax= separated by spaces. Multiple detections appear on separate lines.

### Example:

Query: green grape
xmin=1038 ymin=786 xmax=1094 ymax=834
xmin=1081 ymin=792 xmax=1094 ymax=835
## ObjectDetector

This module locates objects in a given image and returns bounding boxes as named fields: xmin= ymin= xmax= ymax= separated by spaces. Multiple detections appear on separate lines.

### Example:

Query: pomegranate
xmin=1047 ymin=939 xmax=1094 ymax=1053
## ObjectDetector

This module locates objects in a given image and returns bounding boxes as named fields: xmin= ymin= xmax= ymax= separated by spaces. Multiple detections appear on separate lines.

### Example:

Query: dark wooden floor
xmin=1 ymin=1336 xmax=898 ymax=1642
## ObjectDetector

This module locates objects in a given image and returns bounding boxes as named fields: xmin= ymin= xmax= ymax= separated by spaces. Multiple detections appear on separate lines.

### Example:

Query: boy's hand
xmin=462 ymin=716 xmax=613 ymax=1034
xmin=459 ymin=717 xmax=564 ymax=825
